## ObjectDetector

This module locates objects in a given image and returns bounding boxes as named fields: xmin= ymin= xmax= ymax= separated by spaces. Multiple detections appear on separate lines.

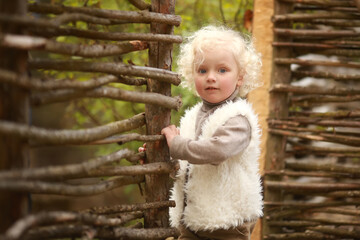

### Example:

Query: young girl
xmin=162 ymin=25 xmax=263 ymax=240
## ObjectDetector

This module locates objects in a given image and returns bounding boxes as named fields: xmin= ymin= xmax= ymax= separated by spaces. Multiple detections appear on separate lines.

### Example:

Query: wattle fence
xmin=264 ymin=0 xmax=360 ymax=239
xmin=0 ymin=0 xmax=181 ymax=239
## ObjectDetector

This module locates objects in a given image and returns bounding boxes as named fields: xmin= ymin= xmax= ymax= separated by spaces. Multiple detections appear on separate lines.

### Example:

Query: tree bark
xmin=0 ymin=0 xmax=29 ymax=232
xmin=144 ymin=0 xmax=176 ymax=230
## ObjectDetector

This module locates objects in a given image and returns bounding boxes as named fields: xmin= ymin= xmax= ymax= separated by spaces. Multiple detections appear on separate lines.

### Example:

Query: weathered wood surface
xmin=265 ymin=0 xmax=360 ymax=239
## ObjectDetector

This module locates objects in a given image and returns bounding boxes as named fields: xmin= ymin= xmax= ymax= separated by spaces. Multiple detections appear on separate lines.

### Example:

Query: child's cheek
xmin=194 ymin=79 xmax=203 ymax=93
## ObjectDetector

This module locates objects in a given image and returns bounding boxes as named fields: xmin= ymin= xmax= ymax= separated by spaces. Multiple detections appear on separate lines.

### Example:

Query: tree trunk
xmin=0 ymin=0 xmax=29 ymax=232
xmin=144 ymin=0 xmax=175 ymax=229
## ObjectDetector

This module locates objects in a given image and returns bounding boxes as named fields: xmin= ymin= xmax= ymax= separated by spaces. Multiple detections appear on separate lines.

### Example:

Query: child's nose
xmin=207 ymin=71 xmax=216 ymax=82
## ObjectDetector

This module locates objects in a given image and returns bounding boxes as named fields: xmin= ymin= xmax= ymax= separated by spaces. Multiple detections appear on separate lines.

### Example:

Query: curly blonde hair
xmin=177 ymin=25 xmax=262 ymax=98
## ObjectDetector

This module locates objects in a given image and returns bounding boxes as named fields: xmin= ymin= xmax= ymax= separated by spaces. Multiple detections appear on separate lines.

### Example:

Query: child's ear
xmin=237 ymin=75 xmax=243 ymax=87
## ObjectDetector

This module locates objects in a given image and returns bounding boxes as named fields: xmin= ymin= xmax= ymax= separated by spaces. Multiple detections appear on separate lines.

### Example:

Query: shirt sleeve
xmin=169 ymin=115 xmax=251 ymax=165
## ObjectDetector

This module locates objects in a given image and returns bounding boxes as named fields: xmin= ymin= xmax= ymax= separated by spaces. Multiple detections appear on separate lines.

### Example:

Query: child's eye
xmin=219 ymin=68 xmax=227 ymax=73
xmin=199 ymin=69 xmax=207 ymax=74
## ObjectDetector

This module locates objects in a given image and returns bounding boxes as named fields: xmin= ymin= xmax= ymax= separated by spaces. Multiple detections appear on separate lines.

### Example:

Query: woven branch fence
xmin=264 ymin=0 xmax=360 ymax=239
xmin=0 ymin=0 xmax=181 ymax=239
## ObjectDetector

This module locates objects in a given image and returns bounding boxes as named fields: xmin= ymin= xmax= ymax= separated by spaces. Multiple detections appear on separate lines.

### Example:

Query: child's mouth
xmin=205 ymin=87 xmax=218 ymax=90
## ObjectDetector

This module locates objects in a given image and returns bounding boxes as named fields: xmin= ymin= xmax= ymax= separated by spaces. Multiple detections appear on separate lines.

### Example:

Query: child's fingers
xmin=138 ymin=144 xmax=146 ymax=165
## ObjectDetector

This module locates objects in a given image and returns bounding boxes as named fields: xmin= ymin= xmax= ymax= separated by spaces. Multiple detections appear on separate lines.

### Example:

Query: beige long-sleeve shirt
xmin=169 ymin=90 xmax=251 ymax=165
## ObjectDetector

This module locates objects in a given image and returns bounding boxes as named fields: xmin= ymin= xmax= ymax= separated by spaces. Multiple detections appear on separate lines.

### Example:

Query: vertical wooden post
xmin=0 ymin=0 xmax=29 ymax=231
xmin=262 ymin=0 xmax=293 ymax=238
xmin=144 ymin=0 xmax=175 ymax=229
xmin=249 ymin=0 xmax=275 ymax=239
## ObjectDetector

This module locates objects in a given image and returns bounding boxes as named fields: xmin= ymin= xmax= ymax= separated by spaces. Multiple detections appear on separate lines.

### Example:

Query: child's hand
xmin=161 ymin=125 xmax=180 ymax=147
xmin=138 ymin=143 xmax=146 ymax=164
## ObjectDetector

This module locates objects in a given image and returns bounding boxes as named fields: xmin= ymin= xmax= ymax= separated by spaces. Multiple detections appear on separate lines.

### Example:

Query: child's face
xmin=194 ymin=48 xmax=242 ymax=103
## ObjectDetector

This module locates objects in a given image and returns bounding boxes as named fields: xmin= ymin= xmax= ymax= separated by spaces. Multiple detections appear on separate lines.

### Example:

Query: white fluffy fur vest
xmin=169 ymin=99 xmax=263 ymax=232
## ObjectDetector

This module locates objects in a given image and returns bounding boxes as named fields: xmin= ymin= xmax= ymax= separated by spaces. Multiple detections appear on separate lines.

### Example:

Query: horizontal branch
xmin=309 ymin=226 xmax=360 ymax=238
xmin=86 ymin=161 xmax=179 ymax=178
xmin=297 ymin=216 xmax=360 ymax=226
xmin=291 ymin=94 xmax=360 ymax=104
xmin=275 ymin=57 xmax=360 ymax=69
xmin=309 ymin=19 xmax=360 ymax=27
xmin=0 ymin=113 xmax=145 ymax=145
xmin=275 ymin=28 xmax=360 ymax=38
xmin=0 ymin=33 xmax=149 ymax=57
xmin=273 ymin=12 xmax=359 ymax=22
xmin=270 ymin=83 xmax=360 ymax=96
xmin=327 ymin=190 xmax=360 ymax=198
xmin=286 ymin=150 xmax=360 ymax=159
xmin=286 ymin=160 xmax=360 ymax=176
xmin=31 ymin=86 xmax=182 ymax=110
xmin=0 ymin=175 xmax=144 ymax=196
xmin=268 ymin=220 xmax=319 ymax=228
xmin=286 ymin=190 xmax=360 ymax=198
xmin=264 ymin=232 xmax=336 ymax=240
xmin=31 ymin=26 xmax=183 ymax=43
xmin=21 ymin=225 xmax=179 ymax=240
xmin=0 ymin=15 xmax=182 ymax=43
xmin=293 ymin=70 xmax=360 ymax=81
xmin=289 ymin=109 xmax=360 ymax=118
xmin=269 ymin=118 xmax=360 ymax=128
xmin=5 ymin=211 xmax=143 ymax=240
xmin=29 ymin=60 xmax=181 ymax=85
xmin=97 ymin=227 xmax=179 ymax=239
xmin=273 ymin=41 xmax=360 ymax=49
xmin=265 ymin=201 xmax=360 ymax=219
xmin=264 ymin=170 xmax=358 ymax=179
xmin=0 ymin=69 xmax=146 ymax=92
xmin=268 ymin=124 xmax=360 ymax=143
xmin=277 ymin=0 xmax=355 ymax=7
xmin=310 ymin=207 xmax=360 ymax=217
xmin=264 ymin=200 xmax=360 ymax=208
xmin=265 ymin=180 xmax=360 ymax=193
xmin=89 ymin=133 xmax=164 ymax=145
xmin=127 ymin=0 xmax=151 ymax=10
xmin=317 ymin=48 xmax=360 ymax=58
xmin=84 ymin=200 xmax=176 ymax=215
xmin=294 ymin=6 xmax=359 ymax=13
xmin=0 ymin=149 xmax=135 ymax=180
xmin=51 ymin=12 xmax=126 ymax=25
xmin=23 ymin=224 xmax=92 ymax=240
xmin=269 ymin=128 xmax=360 ymax=147
xmin=266 ymin=202 xmax=360 ymax=219
xmin=28 ymin=2 xmax=181 ymax=26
